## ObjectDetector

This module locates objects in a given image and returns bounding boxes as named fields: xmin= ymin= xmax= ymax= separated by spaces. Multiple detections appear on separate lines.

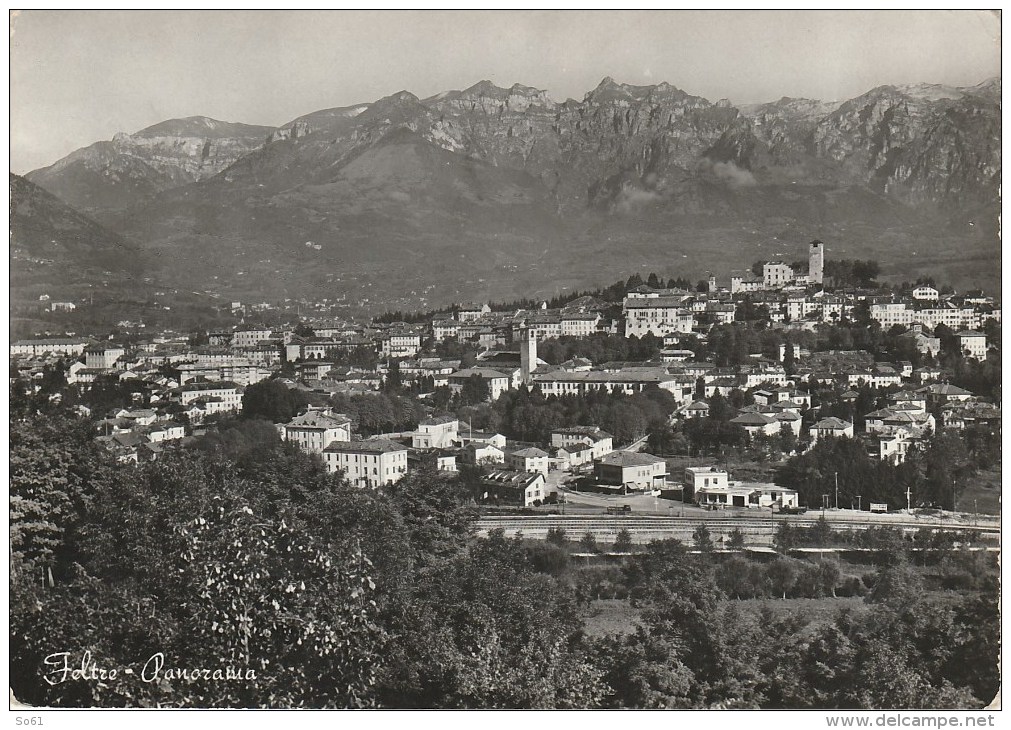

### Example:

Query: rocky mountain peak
xmin=963 ymin=76 xmax=1001 ymax=100
xmin=134 ymin=116 xmax=274 ymax=140
xmin=460 ymin=80 xmax=508 ymax=98
xmin=23 ymin=74 xmax=1000 ymax=303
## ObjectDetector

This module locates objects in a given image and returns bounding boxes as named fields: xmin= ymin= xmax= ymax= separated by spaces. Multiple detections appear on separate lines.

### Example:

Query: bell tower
xmin=519 ymin=327 xmax=537 ymax=385
xmin=809 ymin=240 xmax=824 ymax=285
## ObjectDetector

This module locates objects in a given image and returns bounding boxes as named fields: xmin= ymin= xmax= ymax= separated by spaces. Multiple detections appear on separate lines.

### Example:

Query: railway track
xmin=475 ymin=514 xmax=1000 ymax=545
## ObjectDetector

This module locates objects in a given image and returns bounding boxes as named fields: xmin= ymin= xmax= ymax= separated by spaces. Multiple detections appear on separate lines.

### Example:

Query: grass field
xmin=582 ymin=584 xmax=976 ymax=639
xmin=956 ymin=466 xmax=1001 ymax=516
xmin=664 ymin=455 xmax=781 ymax=484
xmin=582 ymin=599 xmax=642 ymax=638
xmin=725 ymin=596 xmax=869 ymax=632
xmin=581 ymin=596 xmax=870 ymax=639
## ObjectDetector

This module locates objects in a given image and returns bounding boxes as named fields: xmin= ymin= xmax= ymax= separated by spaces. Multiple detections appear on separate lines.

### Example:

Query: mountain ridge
xmin=18 ymin=75 xmax=1001 ymax=307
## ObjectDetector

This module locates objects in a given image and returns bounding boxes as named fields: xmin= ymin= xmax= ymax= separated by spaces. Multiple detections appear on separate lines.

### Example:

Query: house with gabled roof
xmin=809 ymin=417 xmax=854 ymax=445
xmin=730 ymin=411 xmax=780 ymax=437
xmin=550 ymin=426 xmax=614 ymax=460
xmin=280 ymin=410 xmax=352 ymax=454
xmin=506 ymin=446 xmax=550 ymax=476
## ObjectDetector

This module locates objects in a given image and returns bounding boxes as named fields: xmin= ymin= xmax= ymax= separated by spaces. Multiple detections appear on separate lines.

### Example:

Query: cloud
xmin=702 ymin=159 xmax=757 ymax=189
xmin=615 ymin=186 xmax=661 ymax=213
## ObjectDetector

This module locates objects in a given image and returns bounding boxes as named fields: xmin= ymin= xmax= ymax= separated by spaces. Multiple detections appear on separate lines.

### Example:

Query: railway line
xmin=475 ymin=513 xmax=1000 ymax=546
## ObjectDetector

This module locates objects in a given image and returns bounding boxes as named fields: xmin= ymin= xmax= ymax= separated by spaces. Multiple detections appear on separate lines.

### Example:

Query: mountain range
xmin=17 ymin=76 xmax=1002 ymax=310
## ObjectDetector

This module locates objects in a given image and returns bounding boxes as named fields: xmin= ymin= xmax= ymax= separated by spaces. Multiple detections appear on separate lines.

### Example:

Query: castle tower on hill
xmin=520 ymin=327 xmax=537 ymax=386
xmin=809 ymin=240 xmax=824 ymax=285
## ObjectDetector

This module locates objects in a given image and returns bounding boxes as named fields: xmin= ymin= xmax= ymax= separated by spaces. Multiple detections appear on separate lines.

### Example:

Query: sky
xmin=9 ymin=9 xmax=1001 ymax=174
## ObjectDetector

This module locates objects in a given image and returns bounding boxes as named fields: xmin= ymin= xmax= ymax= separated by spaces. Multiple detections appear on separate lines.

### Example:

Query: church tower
xmin=519 ymin=327 xmax=537 ymax=386
xmin=809 ymin=240 xmax=824 ymax=285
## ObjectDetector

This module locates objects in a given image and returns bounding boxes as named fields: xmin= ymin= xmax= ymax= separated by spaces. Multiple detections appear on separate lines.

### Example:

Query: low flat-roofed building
xmin=478 ymin=470 xmax=547 ymax=507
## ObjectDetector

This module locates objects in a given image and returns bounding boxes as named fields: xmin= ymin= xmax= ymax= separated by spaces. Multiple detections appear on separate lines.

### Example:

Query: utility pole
xmin=834 ymin=472 xmax=839 ymax=510
xmin=857 ymin=495 xmax=862 ymax=512
xmin=905 ymin=486 xmax=912 ymax=513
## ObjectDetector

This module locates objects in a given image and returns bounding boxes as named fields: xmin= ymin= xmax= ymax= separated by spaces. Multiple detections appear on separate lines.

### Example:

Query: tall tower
xmin=809 ymin=240 xmax=824 ymax=285
xmin=519 ymin=327 xmax=537 ymax=385
xmin=707 ymin=273 xmax=717 ymax=293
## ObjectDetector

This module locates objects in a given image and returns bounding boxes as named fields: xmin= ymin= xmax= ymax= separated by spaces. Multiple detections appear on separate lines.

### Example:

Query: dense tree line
xmin=242 ymin=379 xmax=310 ymax=423
xmin=322 ymin=345 xmax=379 ymax=370
xmin=10 ymin=411 xmax=997 ymax=708
xmin=329 ymin=392 xmax=425 ymax=436
xmin=774 ymin=430 xmax=982 ymax=510
xmin=459 ymin=384 xmax=679 ymax=446
xmin=536 ymin=333 xmax=661 ymax=366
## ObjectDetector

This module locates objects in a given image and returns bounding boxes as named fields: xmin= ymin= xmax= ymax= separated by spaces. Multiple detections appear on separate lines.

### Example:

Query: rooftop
xmin=324 ymin=439 xmax=407 ymax=455
xmin=598 ymin=451 xmax=665 ymax=468
xmin=420 ymin=415 xmax=459 ymax=426
xmin=286 ymin=411 xmax=352 ymax=429
xmin=510 ymin=447 xmax=549 ymax=458
xmin=813 ymin=417 xmax=853 ymax=430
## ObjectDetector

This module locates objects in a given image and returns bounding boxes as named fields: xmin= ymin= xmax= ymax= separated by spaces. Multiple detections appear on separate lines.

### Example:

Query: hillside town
xmin=10 ymin=8 xmax=1003 ymax=712
xmin=11 ymin=241 xmax=1001 ymax=514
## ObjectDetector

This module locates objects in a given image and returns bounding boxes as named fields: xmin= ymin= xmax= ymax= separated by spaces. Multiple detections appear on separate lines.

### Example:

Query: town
xmin=11 ymin=240 xmax=1001 ymax=531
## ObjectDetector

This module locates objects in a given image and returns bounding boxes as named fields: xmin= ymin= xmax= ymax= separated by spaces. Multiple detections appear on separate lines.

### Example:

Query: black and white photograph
xmin=7 ymin=9 xmax=1002 ymax=719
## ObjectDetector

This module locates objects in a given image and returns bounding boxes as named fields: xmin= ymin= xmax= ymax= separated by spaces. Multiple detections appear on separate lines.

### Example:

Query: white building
xmin=594 ymin=451 xmax=668 ymax=490
xmin=623 ymin=297 xmax=694 ymax=338
xmin=172 ymin=381 xmax=244 ymax=413
xmin=9 ymin=338 xmax=92 ymax=358
xmin=506 ymin=447 xmax=550 ymax=476
xmin=533 ymin=367 xmax=691 ymax=400
xmin=323 ymin=439 xmax=409 ymax=488
xmin=763 ymin=262 xmax=794 ymax=288
xmin=479 ymin=470 xmax=546 ymax=507
xmin=809 ymin=417 xmax=854 ymax=444
xmin=730 ymin=274 xmax=764 ymax=294
xmin=560 ymin=312 xmax=600 ymax=338
xmin=412 ymin=416 xmax=459 ymax=449
xmin=912 ymin=286 xmax=939 ymax=301
xmin=379 ymin=331 xmax=422 ymax=358
xmin=447 ymin=367 xmax=516 ymax=401
xmin=85 ymin=345 xmax=125 ymax=369
xmin=550 ymin=426 xmax=614 ymax=460
xmin=870 ymin=302 xmax=977 ymax=330
xmin=729 ymin=412 xmax=781 ymax=437
xmin=463 ymin=442 xmax=506 ymax=465
xmin=684 ymin=466 xmax=729 ymax=493
xmin=956 ymin=331 xmax=988 ymax=360
xmin=432 ymin=319 xmax=461 ymax=340
xmin=281 ymin=411 xmax=352 ymax=454
xmin=456 ymin=303 xmax=491 ymax=322
xmin=879 ymin=431 xmax=923 ymax=464
xmin=232 ymin=328 xmax=275 ymax=349
xmin=145 ymin=421 xmax=186 ymax=443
